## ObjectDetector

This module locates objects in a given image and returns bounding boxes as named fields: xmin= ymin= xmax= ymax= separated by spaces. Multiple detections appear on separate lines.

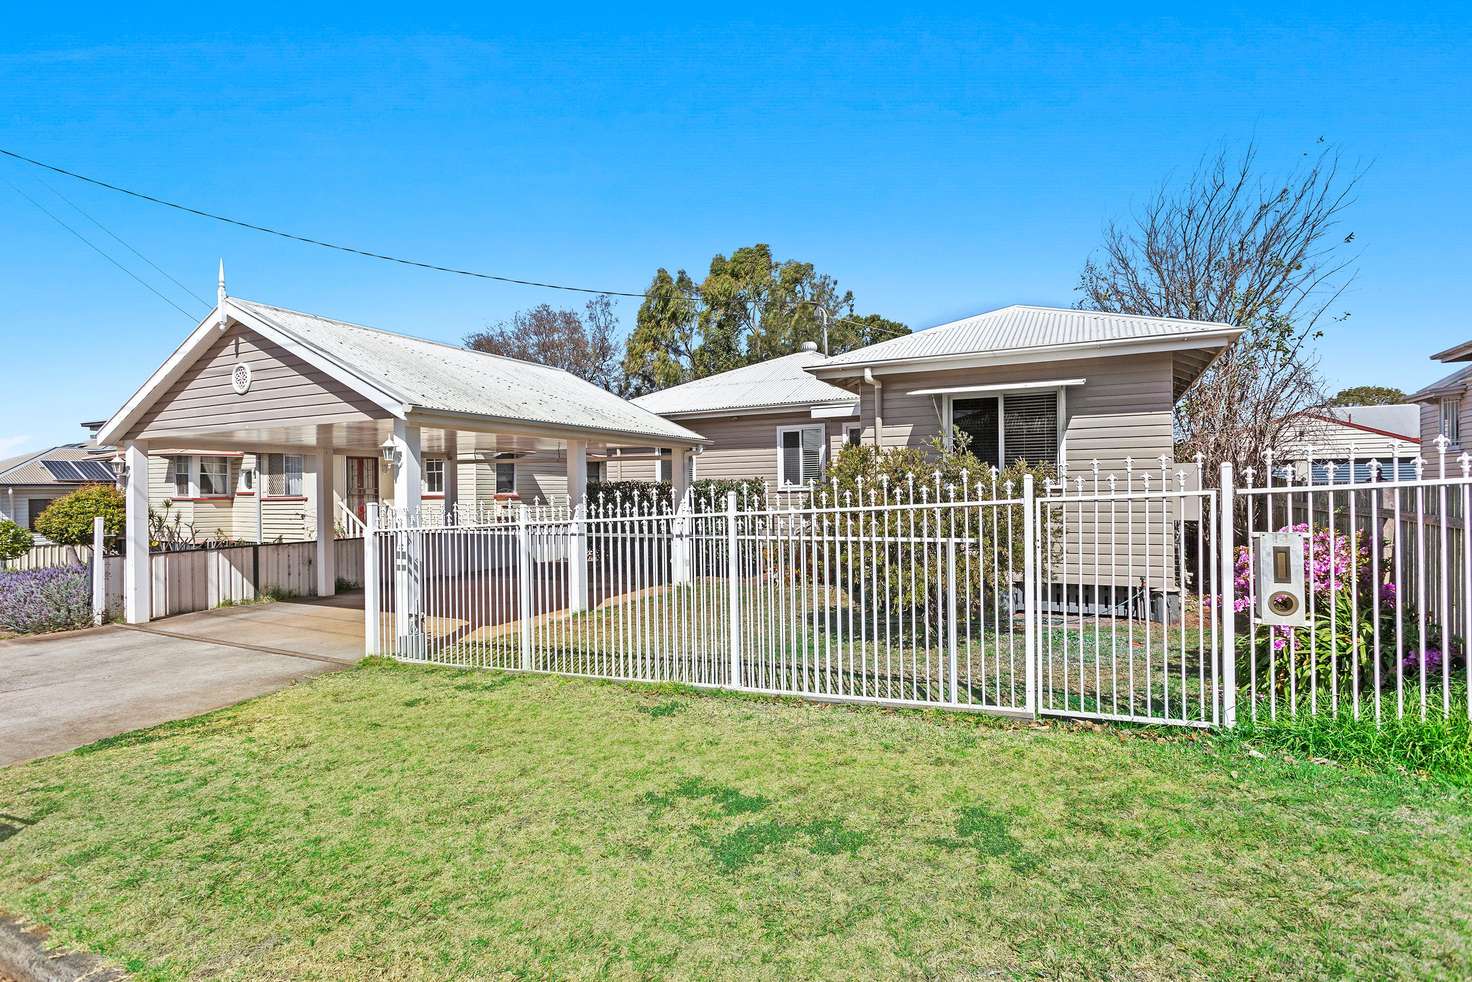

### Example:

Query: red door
xmin=346 ymin=457 xmax=379 ymax=520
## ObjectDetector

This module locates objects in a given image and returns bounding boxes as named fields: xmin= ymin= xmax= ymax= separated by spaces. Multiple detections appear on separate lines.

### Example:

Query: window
xmin=949 ymin=393 xmax=1059 ymax=468
xmin=657 ymin=449 xmax=673 ymax=483
xmin=587 ymin=461 xmax=604 ymax=483
xmin=1442 ymin=398 xmax=1461 ymax=444
xmin=238 ymin=464 xmax=255 ymax=493
xmin=425 ymin=457 xmax=445 ymax=495
xmin=170 ymin=455 xmax=191 ymax=497
xmin=778 ymin=425 xmax=825 ymax=488
xmin=26 ymin=500 xmax=56 ymax=531
xmin=844 ymin=423 xmax=863 ymax=447
xmin=263 ymin=454 xmax=304 ymax=497
xmin=495 ymin=462 xmax=516 ymax=495
xmin=198 ymin=457 xmax=230 ymax=496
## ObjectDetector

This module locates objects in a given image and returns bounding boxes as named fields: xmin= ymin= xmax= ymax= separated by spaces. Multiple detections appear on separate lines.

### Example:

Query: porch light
xmin=379 ymin=439 xmax=400 ymax=467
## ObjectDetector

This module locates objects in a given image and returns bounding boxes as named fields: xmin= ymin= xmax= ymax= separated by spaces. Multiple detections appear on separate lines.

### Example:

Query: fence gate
xmin=1034 ymin=463 xmax=1228 ymax=728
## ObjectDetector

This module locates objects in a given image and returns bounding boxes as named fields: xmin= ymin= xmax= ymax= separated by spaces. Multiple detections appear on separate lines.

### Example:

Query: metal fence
xmin=367 ymin=448 xmax=1472 ymax=730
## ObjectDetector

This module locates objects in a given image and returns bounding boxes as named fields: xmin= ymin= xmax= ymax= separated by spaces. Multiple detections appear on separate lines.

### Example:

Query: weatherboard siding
xmin=125 ymin=324 xmax=386 ymax=441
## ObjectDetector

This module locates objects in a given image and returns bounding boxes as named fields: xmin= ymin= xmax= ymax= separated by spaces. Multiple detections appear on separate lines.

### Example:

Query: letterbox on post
xmin=1253 ymin=530 xmax=1309 ymax=627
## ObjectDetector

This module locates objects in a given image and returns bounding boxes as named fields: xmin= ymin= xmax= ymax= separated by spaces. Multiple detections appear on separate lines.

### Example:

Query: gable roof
xmin=1309 ymin=405 xmax=1422 ymax=441
xmin=100 ymin=298 xmax=704 ymax=447
xmin=1409 ymin=363 xmax=1472 ymax=402
xmin=812 ymin=305 xmax=1240 ymax=372
xmin=631 ymin=349 xmax=856 ymax=417
xmin=0 ymin=444 xmax=115 ymax=487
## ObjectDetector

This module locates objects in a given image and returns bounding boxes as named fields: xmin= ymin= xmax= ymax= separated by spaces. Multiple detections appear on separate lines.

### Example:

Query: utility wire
xmin=3 ymin=177 xmax=200 ymax=321
xmin=38 ymin=176 xmax=213 ymax=310
xmin=0 ymin=146 xmax=909 ymax=339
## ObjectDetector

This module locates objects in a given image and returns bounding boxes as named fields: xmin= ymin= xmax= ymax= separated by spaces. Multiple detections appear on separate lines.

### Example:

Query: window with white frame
xmin=844 ymin=423 xmax=863 ymax=447
xmin=1441 ymin=397 xmax=1461 ymax=444
xmin=495 ymin=462 xmax=516 ymax=495
xmin=778 ymin=424 xmax=826 ymax=489
xmin=167 ymin=455 xmax=233 ymax=498
xmin=657 ymin=449 xmax=673 ymax=483
xmin=424 ymin=457 xmax=445 ymax=495
xmin=949 ymin=392 xmax=1060 ymax=468
xmin=587 ymin=460 xmax=604 ymax=483
xmin=262 ymin=453 xmax=304 ymax=497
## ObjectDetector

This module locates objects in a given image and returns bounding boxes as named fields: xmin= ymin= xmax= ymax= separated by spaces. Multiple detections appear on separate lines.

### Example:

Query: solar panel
xmin=40 ymin=459 xmax=115 ymax=482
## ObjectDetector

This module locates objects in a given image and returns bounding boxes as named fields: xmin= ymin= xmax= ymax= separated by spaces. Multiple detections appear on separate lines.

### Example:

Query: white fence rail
xmin=359 ymin=448 xmax=1472 ymax=731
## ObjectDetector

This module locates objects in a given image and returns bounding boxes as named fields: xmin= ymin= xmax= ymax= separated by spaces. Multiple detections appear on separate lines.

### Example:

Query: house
xmin=0 ymin=443 xmax=118 ymax=540
xmin=632 ymin=305 xmax=1242 ymax=489
xmin=1409 ymin=337 xmax=1472 ymax=464
xmin=96 ymin=273 xmax=704 ymax=623
xmin=1276 ymin=405 xmax=1421 ymax=482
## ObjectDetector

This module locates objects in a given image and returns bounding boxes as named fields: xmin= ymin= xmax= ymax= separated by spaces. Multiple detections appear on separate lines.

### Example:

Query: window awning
xmin=906 ymin=378 xmax=1086 ymax=397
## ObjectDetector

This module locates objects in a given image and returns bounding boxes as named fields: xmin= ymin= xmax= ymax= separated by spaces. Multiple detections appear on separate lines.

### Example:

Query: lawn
xmin=2 ymin=663 xmax=1470 ymax=979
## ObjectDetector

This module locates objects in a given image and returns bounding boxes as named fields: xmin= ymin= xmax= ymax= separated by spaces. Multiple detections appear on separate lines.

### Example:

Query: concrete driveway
xmin=0 ymin=596 xmax=364 ymax=766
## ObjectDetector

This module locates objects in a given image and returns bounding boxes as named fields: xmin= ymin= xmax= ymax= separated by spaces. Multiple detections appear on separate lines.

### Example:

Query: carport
xmin=95 ymin=270 xmax=704 ymax=628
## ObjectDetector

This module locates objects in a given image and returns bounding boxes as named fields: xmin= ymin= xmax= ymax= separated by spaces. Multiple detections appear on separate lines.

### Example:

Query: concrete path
xmin=0 ymin=596 xmax=364 ymax=767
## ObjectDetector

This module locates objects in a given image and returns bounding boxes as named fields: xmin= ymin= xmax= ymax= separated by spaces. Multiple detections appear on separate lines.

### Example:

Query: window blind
xmin=1002 ymin=392 xmax=1058 ymax=466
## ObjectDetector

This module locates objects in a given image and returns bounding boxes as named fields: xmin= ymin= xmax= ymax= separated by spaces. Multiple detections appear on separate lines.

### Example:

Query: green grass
xmin=3 ymin=664 xmax=1471 ymax=979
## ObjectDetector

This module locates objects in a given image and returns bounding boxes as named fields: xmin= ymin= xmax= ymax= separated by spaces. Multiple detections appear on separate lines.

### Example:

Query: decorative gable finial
xmin=216 ymin=259 xmax=228 ymax=331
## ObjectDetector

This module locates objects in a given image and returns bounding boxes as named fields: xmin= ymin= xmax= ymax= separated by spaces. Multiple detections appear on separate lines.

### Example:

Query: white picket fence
xmin=366 ymin=447 xmax=1472 ymax=731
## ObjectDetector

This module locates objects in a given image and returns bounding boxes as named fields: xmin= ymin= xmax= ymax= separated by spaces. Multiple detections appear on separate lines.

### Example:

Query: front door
xmin=346 ymin=457 xmax=379 ymax=520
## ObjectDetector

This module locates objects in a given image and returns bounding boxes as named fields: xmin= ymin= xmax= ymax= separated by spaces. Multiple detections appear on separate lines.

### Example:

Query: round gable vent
xmin=231 ymin=362 xmax=253 ymax=395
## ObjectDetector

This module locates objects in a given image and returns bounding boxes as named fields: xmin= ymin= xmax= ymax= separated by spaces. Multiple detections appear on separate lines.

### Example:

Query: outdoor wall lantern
xmin=379 ymin=438 xmax=400 ymax=469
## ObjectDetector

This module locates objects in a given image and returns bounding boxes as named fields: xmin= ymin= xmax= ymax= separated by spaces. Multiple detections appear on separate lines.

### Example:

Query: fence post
xmin=1219 ymin=461 xmax=1237 ymax=728
xmin=568 ymin=499 xmax=588 ymax=613
xmin=364 ymin=504 xmax=379 ymax=657
xmin=91 ymin=516 xmax=105 ymax=625
xmin=726 ymin=490 xmax=742 ymax=689
xmin=1023 ymin=474 xmax=1037 ymax=716
xmin=518 ymin=503 xmax=533 ymax=670
xmin=946 ymin=525 xmax=959 ymax=705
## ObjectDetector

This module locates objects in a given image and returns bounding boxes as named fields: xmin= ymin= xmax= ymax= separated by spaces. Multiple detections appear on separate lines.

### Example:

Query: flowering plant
xmin=0 ymin=564 xmax=93 ymax=634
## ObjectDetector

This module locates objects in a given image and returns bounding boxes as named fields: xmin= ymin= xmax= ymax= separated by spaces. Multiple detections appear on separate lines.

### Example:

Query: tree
xmin=622 ymin=244 xmax=909 ymax=396
xmin=0 ymin=519 xmax=31 ymax=562
xmin=1078 ymin=142 xmax=1361 ymax=476
xmin=1329 ymin=385 xmax=1407 ymax=406
xmin=32 ymin=484 xmax=126 ymax=547
xmin=465 ymin=295 xmax=624 ymax=393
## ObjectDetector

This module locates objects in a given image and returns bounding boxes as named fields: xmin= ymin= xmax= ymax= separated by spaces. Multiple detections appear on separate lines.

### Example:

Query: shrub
xmin=0 ymin=563 xmax=93 ymax=633
xmin=32 ymin=484 xmax=125 ymax=547
xmin=0 ymin=519 xmax=32 ymax=562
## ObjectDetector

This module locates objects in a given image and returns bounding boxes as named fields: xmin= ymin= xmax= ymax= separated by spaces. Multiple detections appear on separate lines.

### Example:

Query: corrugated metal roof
xmin=1409 ymin=363 xmax=1472 ymax=402
xmin=1318 ymin=405 xmax=1421 ymax=440
xmin=817 ymin=305 xmax=1238 ymax=369
xmin=0 ymin=444 xmax=113 ymax=487
xmin=235 ymin=300 xmax=703 ymax=445
xmin=631 ymin=350 xmax=856 ymax=416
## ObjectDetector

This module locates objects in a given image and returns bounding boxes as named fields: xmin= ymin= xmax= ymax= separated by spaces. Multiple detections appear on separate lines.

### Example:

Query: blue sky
xmin=2 ymin=3 xmax=1469 ymax=456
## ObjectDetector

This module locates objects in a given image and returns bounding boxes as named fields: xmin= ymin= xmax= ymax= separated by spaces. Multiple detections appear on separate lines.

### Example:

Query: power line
xmin=0 ymin=146 xmax=911 ymax=340
xmin=38 ymin=177 xmax=212 ymax=310
xmin=3 ymin=177 xmax=200 ymax=321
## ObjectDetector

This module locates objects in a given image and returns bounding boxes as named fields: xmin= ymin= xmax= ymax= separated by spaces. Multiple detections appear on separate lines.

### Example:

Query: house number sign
xmin=231 ymin=362 xmax=253 ymax=395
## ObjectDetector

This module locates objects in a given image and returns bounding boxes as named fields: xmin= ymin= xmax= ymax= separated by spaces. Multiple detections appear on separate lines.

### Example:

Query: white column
xmin=443 ymin=430 xmax=460 ymax=524
xmin=393 ymin=419 xmax=423 ymax=518
xmin=670 ymin=447 xmax=692 ymax=507
xmin=392 ymin=419 xmax=423 ymax=655
xmin=123 ymin=441 xmax=151 ymax=624
xmin=91 ymin=515 xmax=105 ymax=625
xmin=315 ymin=444 xmax=336 ymax=597
xmin=565 ymin=439 xmax=588 ymax=611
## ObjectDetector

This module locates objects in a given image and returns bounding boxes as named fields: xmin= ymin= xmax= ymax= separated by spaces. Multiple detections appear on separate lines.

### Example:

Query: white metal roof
xmin=1312 ymin=405 xmax=1422 ymax=440
xmin=815 ymin=304 xmax=1239 ymax=369
xmin=228 ymin=300 xmax=703 ymax=445
xmin=631 ymin=349 xmax=856 ymax=417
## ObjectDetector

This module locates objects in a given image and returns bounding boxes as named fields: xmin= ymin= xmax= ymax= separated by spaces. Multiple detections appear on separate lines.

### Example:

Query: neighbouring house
xmin=1275 ymin=405 xmax=1421 ymax=482
xmin=629 ymin=304 xmax=1242 ymax=619
xmin=1409 ymin=336 xmax=1472 ymax=466
xmin=0 ymin=443 xmax=118 ymax=541
xmin=632 ymin=305 xmax=1241 ymax=488
xmin=96 ymin=273 xmax=704 ymax=624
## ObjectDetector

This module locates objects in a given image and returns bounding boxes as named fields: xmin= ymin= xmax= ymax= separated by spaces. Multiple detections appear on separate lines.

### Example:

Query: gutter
xmin=863 ymin=368 xmax=883 ymax=448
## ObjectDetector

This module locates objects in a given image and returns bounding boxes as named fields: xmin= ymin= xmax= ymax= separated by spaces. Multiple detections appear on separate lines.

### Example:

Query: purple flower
xmin=1402 ymin=647 xmax=1445 ymax=676
xmin=0 ymin=564 xmax=93 ymax=634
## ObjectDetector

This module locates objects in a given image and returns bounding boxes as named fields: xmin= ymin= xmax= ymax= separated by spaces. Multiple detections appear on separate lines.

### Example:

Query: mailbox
xmin=1253 ymin=531 xmax=1309 ymax=627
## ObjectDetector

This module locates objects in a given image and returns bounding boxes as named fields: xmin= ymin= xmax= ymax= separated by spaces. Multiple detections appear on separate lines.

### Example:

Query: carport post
xmin=91 ymin=516 xmax=105 ymax=625
xmin=566 ymin=439 xmax=588 ymax=611
xmin=122 ymin=440 xmax=151 ymax=625
xmin=315 ymin=442 xmax=336 ymax=598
